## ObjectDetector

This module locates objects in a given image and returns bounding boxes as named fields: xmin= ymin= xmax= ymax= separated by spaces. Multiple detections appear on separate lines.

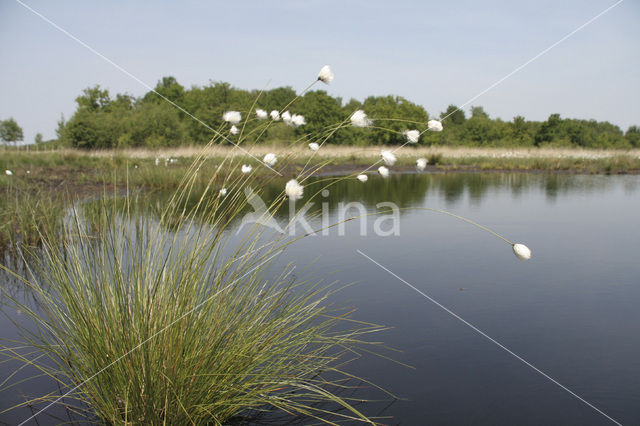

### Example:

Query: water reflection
xmin=129 ymin=173 xmax=637 ymax=226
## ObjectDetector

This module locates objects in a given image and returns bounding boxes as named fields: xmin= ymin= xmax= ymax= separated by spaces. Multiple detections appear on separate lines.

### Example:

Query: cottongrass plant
xmin=2 ymin=63 xmax=531 ymax=424
xmin=1 ymin=151 xmax=389 ymax=424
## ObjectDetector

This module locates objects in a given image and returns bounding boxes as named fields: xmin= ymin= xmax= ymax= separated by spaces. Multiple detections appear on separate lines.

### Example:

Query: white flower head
xmin=270 ymin=110 xmax=281 ymax=121
xmin=155 ymin=158 xmax=160 ymax=166
xmin=512 ymin=243 xmax=532 ymax=261
xmin=256 ymin=109 xmax=268 ymax=120
xmin=403 ymin=129 xmax=420 ymax=144
xmin=427 ymin=120 xmax=443 ymax=132
xmin=351 ymin=110 xmax=372 ymax=128
xmin=26 ymin=170 xmax=30 ymax=174
xmin=291 ymin=114 xmax=306 ymax=127
xmin=5 ymin=170 xmax=13 ymax=176
xmin=263 ymin=153 xmax=278 ymax=167
xmin=219 ymin=188 xmax=227 ymax=197
xmin=222 ymin=110 xmax=241 ymax=124
xmin=308 ymin=142 xmax=320 ymax=151
xmin=241 ymin=164 xmax=252 ymax=174
xmin=285 ymin=179 xmax=304 ymax=200
xmin=416 ymin=157 xmax=427 ymax=171
xmin=357 ymin=174 xmax=368 ymax=182
xmin=317 ymin=65 xmax=334 ymax=84
xmin=230 ymin=125 xmax=239 ymax=135
xmin=282 ymin=111 xmax=292 ymax=125
xmin=378 ymin=166 xmax=389 ymax=178
xmin=381 ymin=150 xmax=397 ymax=166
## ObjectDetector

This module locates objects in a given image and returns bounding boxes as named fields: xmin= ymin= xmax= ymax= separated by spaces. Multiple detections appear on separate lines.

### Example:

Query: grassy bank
xmin=4 ymin=145 xmax=640 ymax=173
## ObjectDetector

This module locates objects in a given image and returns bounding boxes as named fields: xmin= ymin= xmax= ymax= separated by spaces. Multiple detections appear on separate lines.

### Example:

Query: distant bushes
xmin=57 ymin=77 xmax=639 ymax=149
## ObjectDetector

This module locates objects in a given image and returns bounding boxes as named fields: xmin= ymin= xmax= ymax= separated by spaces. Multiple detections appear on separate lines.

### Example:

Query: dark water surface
xmin=2 ymin=173 xmax=639 ymax=425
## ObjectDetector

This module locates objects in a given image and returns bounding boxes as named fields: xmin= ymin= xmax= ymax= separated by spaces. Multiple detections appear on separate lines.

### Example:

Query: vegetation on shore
xmin=40 ymin=78 xmax=639 ymax=150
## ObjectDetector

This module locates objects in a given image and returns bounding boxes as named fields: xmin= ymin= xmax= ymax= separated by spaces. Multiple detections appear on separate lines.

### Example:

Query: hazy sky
xmin=1 ymin=0 xmax=638 ymax=144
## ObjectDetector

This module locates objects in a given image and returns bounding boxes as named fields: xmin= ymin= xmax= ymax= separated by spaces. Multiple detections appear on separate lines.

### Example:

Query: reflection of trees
xmin=83 ymin=173 xmax=630 ymax=227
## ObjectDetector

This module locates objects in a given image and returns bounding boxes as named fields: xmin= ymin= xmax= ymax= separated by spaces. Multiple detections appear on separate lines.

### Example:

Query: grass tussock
xmin=1 ymin=133 xmax=390 ymax=424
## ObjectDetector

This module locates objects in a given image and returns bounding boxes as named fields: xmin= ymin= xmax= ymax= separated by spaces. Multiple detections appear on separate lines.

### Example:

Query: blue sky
xmin=0 ymin=0 xmax=638 ymax=144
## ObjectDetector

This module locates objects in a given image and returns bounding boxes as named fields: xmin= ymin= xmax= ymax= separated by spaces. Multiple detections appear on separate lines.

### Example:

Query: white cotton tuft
xmin=378 ymin=166 xmax=389 ymax=178
xmin=512 ymin=243 xmax=532 ymax=261
xmin=291 ymin=114 xmax=306 ymax=127
xmin=270 ymin=110 xmax=281 ymax=121
xmin=5 ymin=170 xmax=13 ymax=176
xmin=219 ymin=188 xmax=227 ymax=197
xmin=350 ymin=110 xmax=372 ymax=128
xmin=427 ymin=120 xmax=443 ymax=132
xmin=285 ymin=179 xmax=304 ymax=200
xmin=416 ymin=157 xmax=427 ymax=171
xmin=282 ymin=111 xmax=292 ymax=125
xmin=155 ymin=158 xmax=160 ymax=166
xmin=308 ymin=142 xmax=320 ymax=151
xmin=222 ymin=111 xmax=241 ymax=124
xmin=241 ymin=164 xmax=252 ymax=174
xmin=381 ymin=150 xmax=397 ymax=166
xmin=357 ymin=174 xmax=368 ymax=182
xmin=256 ymin=109 xmax=268 ymax=120
xmin=403 ymin=130 xmax=420 ymax=143
xmin=230 ymin=125 xmax=238 ymax=135
xmin=263 ymin=153 xmax=278 ymax=167
xmin=317 ymin=65 xmax=334 ymax=84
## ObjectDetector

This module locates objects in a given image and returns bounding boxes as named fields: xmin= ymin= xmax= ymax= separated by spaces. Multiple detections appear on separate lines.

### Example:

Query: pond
xmin=1 ymin=172 xmax=639 ymax=425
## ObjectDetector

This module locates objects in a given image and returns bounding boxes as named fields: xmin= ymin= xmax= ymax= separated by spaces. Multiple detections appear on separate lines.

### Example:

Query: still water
xmin=2 ymin=173 xmax=639 ymax=425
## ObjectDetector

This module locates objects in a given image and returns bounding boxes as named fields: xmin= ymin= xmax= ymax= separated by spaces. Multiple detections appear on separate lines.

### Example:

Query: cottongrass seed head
xmin=351 ymin=110 xmax=372 ymax=128
xmin=241 ymin=164 xmax=252 ymax=174
xmin=270 ymin=110 xmax=281 ymax=121
xmin=230 ymin=125 xmax=239 ymax=135
xmin=416 ymin=157 xmax=427 ymax=171
xmin=291 ymin=114 xmax=306 ymax=127
xmin=381 ymin=150 xmax=397 ymax=166
xmin=263 ymin=153 xmax=278 ymax=167
xmin=403 ymin=129 xmax=420 ymax=143
xmin=357 ymin=174 xmax=368 ymax=182
xmin=378 ymin=166 xmax=389 ymax=178
xmin=427 ymin=120 xmax=443 ymax=132
xmin=285 ymin=179 xmax=304 ymax=200
xmin=282 ymin=111 xmax=292 ymax=125
xmin=512 ymin=243 xmax=532 ymax=261
xmin=219 ymin=188 xmax=227 ymax=197
xmin=5 ymin=170 xmax=13 ymax=176
xmin=317 ymin=65 xmax=334 ymax=84
xmin=308 ymin=142 xmax=320 ymax=151
xmin=256 ymin=109 xmax=268 ymax=119
xmin=222 ymin=110 xmax=241 ymax=124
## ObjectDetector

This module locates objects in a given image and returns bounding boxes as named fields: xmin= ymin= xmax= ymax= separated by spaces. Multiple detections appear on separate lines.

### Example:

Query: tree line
xmin=14 ymin=76 xmax=640 ymax=149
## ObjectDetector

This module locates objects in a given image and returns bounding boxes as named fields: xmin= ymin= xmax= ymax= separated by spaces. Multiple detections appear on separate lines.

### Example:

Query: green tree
xmin=470 ymin=105 xmax=489 ymax=119
xmin=143 ymin=76 xmax=185 ymax=104
xmin=626 ymin=126 xmax=640 ymax=147
xmin=76 ymin=86 xmax=111 ymax=111
xmin=441 ymin=105 xmax=466 ymax=125
xmin=34 ymin=132 xmax=43 ymax=145
xmin=535 ymin=113 xmax=562 ymax=146
xmin=295 ymin=90 xmax=344 ymax=142
xmin=0 ymin=117 xmax=24 ymax=148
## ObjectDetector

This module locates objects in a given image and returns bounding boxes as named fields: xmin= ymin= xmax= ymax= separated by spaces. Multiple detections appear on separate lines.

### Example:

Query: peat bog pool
xmin=2 ymin=172 xmax=639 ymax=425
